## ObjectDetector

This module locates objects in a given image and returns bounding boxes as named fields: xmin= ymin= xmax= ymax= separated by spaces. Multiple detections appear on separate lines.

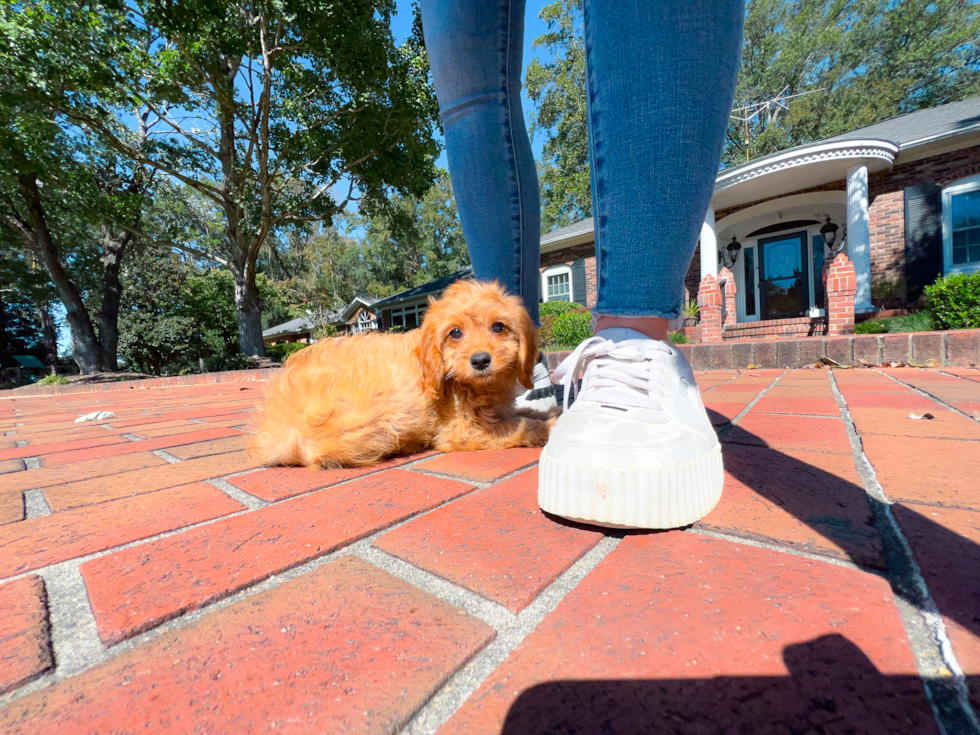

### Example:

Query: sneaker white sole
xmin=538 ymin=444 xmax=724 ymax=529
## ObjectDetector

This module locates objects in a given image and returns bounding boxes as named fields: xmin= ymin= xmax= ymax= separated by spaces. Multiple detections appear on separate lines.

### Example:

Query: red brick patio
xmin=1 ymin=367 xmax=979 ymax=733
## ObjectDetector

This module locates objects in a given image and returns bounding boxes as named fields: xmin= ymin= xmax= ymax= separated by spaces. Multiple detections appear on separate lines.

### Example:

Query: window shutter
xmin=571 ymin=259 xmax=588 ymax=306
xmin=904 ymin=184 xmax=943 ymax=302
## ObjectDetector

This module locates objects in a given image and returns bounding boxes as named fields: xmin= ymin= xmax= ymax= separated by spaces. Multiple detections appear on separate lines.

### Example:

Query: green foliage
xmin=202 ymin=354 xmax=258 ymax=373
xmin=682 ymin=299 xmax=700 ymax=319
xmin=726 ymin=0 xmax=980 ymax=166
xmin=38 ymin=374 xmax=68 ymax=385
xmin=668 ymin=331 xmax=691 ymax=344
xmin=539 ymin=300 xmax=581 ymax=317
xmin=266 ymin=342 xmax=308 ymax=362
xmin=548 ymin=310 xmax=592 ymax=350
xmin=854 ymin=319 xmax=888 ymax=334
xmin=925 ymin=273 xmax=980 ymax=329
xmin=524 ymin=0 xmax=590 ymax=229
xmin=854 ymin=310 xmax=935 ymax=334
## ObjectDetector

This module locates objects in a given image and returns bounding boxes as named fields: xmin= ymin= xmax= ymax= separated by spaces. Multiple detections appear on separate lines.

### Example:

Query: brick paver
xmin=375 ymin=469 xmax=604 ymax=612
xmin=0 ymin=576 xmax=53 ymax=694
xmin=1 ymin=367 xmax=978 ymax=733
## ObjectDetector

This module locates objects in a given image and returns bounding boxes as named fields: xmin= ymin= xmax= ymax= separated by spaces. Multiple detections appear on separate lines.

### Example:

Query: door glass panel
xmin=812 ymin=235 xmax=825 ymax=308
xmin=760 ymin=232 xmax=808 ymax=319
xmin=742 ymin=247 xmax=756 ymax=316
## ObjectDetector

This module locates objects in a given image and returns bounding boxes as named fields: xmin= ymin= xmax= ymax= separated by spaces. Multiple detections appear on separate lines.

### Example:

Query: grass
xmin=854 ymin=310 xmax=933 ymax=335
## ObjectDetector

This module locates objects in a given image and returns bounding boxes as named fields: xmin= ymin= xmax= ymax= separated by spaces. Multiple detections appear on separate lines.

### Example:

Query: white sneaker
xmin=514 ymin=360 xmax=558 ymax=412
xmin=538 ymin=328 xmax=723 ymax=529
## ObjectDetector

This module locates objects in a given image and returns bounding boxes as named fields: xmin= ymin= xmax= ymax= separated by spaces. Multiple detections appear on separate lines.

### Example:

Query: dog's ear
xmin=515 ymin=307 xmax=540 ymax=390
xmin=416 ymin=318 xmax=445 ymax=399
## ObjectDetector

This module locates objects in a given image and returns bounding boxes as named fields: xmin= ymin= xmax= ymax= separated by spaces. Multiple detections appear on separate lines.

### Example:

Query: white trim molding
xmin=715 ymin=140 xmax=899 ymax=192
xmin=542 ymin=265 xmax=574 ymax=303
xmin=942 ymin=173 xmax=980 ymax=276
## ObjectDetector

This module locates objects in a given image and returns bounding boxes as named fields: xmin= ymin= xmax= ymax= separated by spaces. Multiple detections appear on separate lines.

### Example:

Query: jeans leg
xmin=583 ymin=0 xmax=744 ymax=320
xmin=420 ymin=0 xmax=541 ymax=324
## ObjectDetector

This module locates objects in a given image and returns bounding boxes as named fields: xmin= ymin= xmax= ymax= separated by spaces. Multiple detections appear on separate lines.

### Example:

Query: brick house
xmin=373 ymin=267 xmax=474 ymax=331
xmin=262 ymin=296 xmax=380 ymax=346
xmin=541 ymin=97 xmax=980 ymax=339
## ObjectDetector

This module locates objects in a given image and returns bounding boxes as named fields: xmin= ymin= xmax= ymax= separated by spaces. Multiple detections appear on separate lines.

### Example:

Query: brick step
xmin=723 ymin=316 xmax=827 ymax=341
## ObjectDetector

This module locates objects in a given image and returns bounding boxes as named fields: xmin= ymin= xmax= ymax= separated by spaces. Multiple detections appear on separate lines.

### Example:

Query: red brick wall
xmin=868 ymin=191 xmax=905 ymax=295
xmin=540 ymin=242 xmax=597 ymax=308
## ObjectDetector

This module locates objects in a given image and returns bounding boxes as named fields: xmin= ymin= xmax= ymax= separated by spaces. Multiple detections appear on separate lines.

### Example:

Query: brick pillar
xmin=823 ymin=253 xmax=856 ymax=337
xmin=719 ymin=267 xmax=737 ymax=330
xmin=697 ymin=273 xmax=722 ymax=344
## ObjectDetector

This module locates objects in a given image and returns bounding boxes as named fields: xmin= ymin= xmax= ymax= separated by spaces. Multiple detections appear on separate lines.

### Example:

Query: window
xmin=389 ymin=304 xmax=427 ymax=330
xmin=351 ymin=309 xmax=377 ymax=334
xmin=541 ymin=265 xmax=573 ymax=302
xmin=943 ymin=174 xmax=980 ymax=275
xmin=742 ymin=246 xmax=756 ymax=317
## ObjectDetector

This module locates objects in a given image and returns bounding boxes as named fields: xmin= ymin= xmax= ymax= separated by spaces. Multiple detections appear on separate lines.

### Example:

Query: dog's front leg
xmin=434 ymin=414 xmax=554 ymax=453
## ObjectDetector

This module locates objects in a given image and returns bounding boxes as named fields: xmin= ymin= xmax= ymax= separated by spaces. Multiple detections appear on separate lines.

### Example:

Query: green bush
xmin=38 ymin=374 xmax=69 ymax=385
xmin=886 ymin=310 xmax=933 ymax=333
xmin=668 ymin=331 xmax=690 ymax=344
xmin=202 ymin=354 xmax=258 ymax=373
xmin=925 ymin=273 xmax=980 ymax=330
xmin=539 ymin=300 xmax=581 ymax=318
xmin=266 ymin=342 xmax=308 ymax=362
xmin=854 ymin=319 xmax=887 ymax=334
xmin=548 ymin=311 xmax=592 ymax=350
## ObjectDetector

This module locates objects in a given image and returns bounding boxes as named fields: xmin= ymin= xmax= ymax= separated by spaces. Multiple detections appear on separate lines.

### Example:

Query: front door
xmin=759 ymin=231 xmax=809 ymax=320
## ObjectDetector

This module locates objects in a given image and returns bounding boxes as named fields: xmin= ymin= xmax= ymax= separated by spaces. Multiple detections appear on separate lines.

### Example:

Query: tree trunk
xmin=98 ymin=226 xmax=131 ymax=372
xmin=39 ymin=305 xmax=58 ymax=373
xmin=18 ymin=174 xmax=104 ymax=374
xmin=230 ymin=256 xmax=266 ymax=357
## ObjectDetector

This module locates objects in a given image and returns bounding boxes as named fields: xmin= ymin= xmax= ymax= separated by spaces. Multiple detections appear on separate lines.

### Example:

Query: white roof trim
xmin=541 ymin=226 xmax=594 ymax=254
xmin=715 ymin=139 xmax=898 ymax=192
xmin=898 ymin=121 xmax=980 ymax=151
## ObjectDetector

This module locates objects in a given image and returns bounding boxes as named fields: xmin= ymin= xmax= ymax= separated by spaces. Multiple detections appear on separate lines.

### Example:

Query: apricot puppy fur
xmin=249 ymin=280 xmax=555 ymax=468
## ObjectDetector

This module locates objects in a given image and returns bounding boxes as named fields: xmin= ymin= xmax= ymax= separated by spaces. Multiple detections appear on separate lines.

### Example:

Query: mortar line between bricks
xmin=398 ymin=536 xmax=622 ymax=735
xmin=716 ymin=370 xmax=786 ymax=440
xmin=940 ymin=369 xmax=980 ymax=385
xmin=0 ymin=469 xmax=537 ymax=709
xmin=688 ymin=527 xmax=866 ymax=571
xmin=151 ymin=449 xmax=182 ymax=463
xmin=830 ymin=369 xmax=980 ymax=735
xmin=876 ymin=368 xmax=980 ymax=424
xmin=698 ymin=373 xmax=741 ymax=394
xmin=24 ymin=489 xmax=51 ymax=519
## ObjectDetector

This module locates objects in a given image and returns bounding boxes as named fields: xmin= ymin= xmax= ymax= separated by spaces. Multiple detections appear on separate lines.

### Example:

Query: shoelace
xmin=552 ymin=337 xmax=673 ymax=411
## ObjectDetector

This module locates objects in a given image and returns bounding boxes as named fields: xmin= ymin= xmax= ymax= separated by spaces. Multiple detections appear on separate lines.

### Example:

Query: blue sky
xmin=390 ymin=0 xmax=555 ymax=166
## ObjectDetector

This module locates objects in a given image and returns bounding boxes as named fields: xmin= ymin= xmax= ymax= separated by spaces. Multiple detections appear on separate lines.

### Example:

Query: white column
xmin=700 ymin=203 xmax=718 ymax=281
xmin=847 ymin=164 xmax=874 ymax=312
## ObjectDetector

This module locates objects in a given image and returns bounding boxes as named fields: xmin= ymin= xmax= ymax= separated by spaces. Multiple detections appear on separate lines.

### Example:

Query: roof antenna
xmin=730 ymin=87 xmax=825 ymax=163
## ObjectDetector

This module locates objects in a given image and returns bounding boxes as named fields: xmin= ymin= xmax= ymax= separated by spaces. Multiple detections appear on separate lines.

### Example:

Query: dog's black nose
xmin=470 ymin=352 xmax=492 ymax=371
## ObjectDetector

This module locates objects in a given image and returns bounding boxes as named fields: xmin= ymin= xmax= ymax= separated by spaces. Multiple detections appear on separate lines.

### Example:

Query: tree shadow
xmin=501 ymin=634 xmax=957 ymax=734
xmin=704 ymin=408 xmax=980 ymax=650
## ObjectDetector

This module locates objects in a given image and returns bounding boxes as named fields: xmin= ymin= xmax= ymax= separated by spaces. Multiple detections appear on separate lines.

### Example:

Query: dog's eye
xmin=449 ymin=328 xmax=462 ymax=340
xmin=491 ymin=322 xmax=505 ymax=334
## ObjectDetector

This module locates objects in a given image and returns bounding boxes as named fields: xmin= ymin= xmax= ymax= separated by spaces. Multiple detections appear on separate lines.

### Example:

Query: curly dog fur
xmin=249 ymin=280 xmax=555 ymax=468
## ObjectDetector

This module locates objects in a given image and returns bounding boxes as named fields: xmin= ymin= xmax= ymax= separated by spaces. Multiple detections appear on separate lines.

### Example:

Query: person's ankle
xmin=595 ymin=316 xmax=669 ymax=341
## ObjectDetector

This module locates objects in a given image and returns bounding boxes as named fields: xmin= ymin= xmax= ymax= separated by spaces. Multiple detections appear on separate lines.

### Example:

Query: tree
xmin=524 ymin=0 xmax=590 ymax=230
xmin=360 ymin=172 xmax=469 ymax=291
xmin=1 ymin=2 xmax=153 ymax=373
xmin=525 ymin=0 xmax=980 ymax=220
xmin=50 ymin=0 xmax=441 ymax=357
xmin=726 ymin=0 xmax=980 ymax=165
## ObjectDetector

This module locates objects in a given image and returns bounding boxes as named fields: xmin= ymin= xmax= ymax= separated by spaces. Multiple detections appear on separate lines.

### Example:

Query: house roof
xmin=541 ymin=217 xmax=595 ymax=254
xmin=262 ymin=316 xmax=315 ymax=338
xmin=373 ymin=267 xmax=474 ymax=308
xmin=822 ymin=96 xmax=980 ymax=148
xmin=339 ymin=295 xmax=380 ymax=322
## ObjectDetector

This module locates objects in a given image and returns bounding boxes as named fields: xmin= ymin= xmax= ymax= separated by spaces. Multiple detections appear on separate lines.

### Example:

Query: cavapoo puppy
xmin=250 ymin=280 xmax=556 ymax=468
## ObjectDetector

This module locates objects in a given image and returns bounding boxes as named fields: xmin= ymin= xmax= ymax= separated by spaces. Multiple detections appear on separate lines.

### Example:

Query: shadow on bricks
xmin=703 ymin=408 xmax=980 ymax=648
xmin=499 ymin=635 xmax=945 ymax=734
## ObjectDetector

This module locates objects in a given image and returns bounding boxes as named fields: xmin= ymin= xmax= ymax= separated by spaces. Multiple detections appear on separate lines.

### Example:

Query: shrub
xmin=886 ymin=310 xmax=933 ymax=333
xmin=38 ymin=374 xmax=69 ymax=385
xmin=202 ymin=354 xmax=258 ymax=373
xmin=539 ymin=300 xmax=581 ymax=318
xmin=668 ymin=331 xmax=690 ymax=344
xmin=681 ymin=299 xmax=700 ymax=320
xmin=266 ymin=342 xmax=307 ymax=362
xmin=538 ymin=314 xmax=557 ymax=347
xmin=925 ymin=273 xmax=980 ymax=330
xmin=854 ymin=319 xmax=887 ymax=334
xmin=549 ymin=310 xmax=592 ymax=350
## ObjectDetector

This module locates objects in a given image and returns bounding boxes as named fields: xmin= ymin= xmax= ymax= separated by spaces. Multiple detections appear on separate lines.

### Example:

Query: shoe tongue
xmin=594 ymin=327 xmax=653 ymax=343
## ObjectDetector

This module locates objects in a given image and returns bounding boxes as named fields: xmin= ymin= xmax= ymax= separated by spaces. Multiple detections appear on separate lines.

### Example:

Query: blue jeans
xmin=421 ymin=0 xmax=744 ymax=323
